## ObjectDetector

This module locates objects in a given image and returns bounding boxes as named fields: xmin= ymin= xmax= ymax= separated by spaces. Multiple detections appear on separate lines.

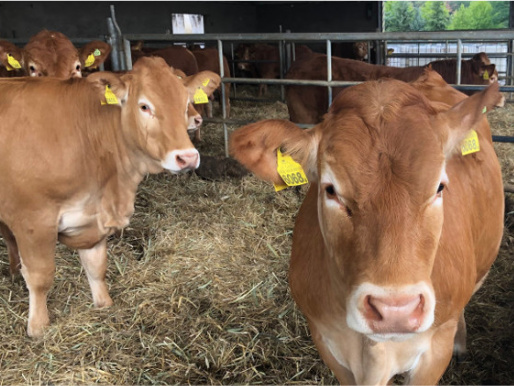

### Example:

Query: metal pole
xmin=123 ymin=38 xmax=133 ymax=70
xmin=110 ymin=5 xmax=126 ymax=71
xmin=456 ymin=39 xmax=462 ymax=85
xmin=327 ymin=39 xmax=333 ymax=109
xmin=218 ymin=40 xmax=229 ymax=157
xmin=107 ymin=18 xmax=120 ymax=72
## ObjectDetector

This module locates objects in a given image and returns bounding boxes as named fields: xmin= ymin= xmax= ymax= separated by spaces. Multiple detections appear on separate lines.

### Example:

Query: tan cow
xmin=0 ymin=57 xmax=220 ymax=337
xmin=230 ymin=79 xmax=504 ymax=384
xmin=0 ymin=29 xmax=110 ymax=78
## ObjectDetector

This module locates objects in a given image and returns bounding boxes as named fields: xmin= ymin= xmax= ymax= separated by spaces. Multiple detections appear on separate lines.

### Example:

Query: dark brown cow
xmin=0 ymin=30 xmax=110 ymax=78
xmin=0 ymin=57 xmax=220 ymax=337
xmin=132 ymin=44 xmax=199 ymax=76
xmin=191 ymin=47 xmax=232 ymax=120
xmin=236 ymin=43 xmax=313 ymax=97
xmin=286 ymin=52 xmax=497 ymax=124
xmin=230 ymin=78 xmax=504 ymax=385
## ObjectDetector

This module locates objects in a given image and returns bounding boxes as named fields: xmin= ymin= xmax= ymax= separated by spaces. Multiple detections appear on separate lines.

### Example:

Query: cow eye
xmin=76 ymin=64 xmax=81 ymax=71
xmin=436 ymin=183 xmax=445 ymax=196
xmin=325 ymin=184 xmax=336 ymax=198
xmin=140 ymin=104 xmax=152 ymax=114
xmin=29 ymin=65 xmax=36 ymax=73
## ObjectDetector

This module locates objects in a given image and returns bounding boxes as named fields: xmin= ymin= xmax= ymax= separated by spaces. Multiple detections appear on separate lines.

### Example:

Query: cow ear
xmin=79 ymin=41 xmax=112 ymax=69
xmin=86 ymin=71 xmax=129 ymax=106
xmin=439 ymin=82 xmax=503 ymax=159
xmin=480 ymin=64 xmax=496 ymax=82
xmin=0 ymin=40 xmax=24 ymax=72
xmin=229 ymin=119 xmax=319 ymax=185
xmin=183 ymin=70 xmax=221 ymax=99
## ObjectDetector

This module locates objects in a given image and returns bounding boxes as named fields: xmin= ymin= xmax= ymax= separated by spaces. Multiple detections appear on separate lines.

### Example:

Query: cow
xmin=0 ymin=57 xmax=220 ymax=337
xmin=236 ymin=43 xmax=312 ymax=97
xmin=285 ymin=52 xmax=497 ymax=124
xmin=191 ymin=47 xmax=232 ymax=121
xmin=131 ymin=44 xmax=199 ymax=76
xmin=332 ymin=41 xmax=369 ymax=61
xmin=229 ymin=78 xmax=504 ymax=384
xmin=0 ymin=30 xmax=110 ymax=79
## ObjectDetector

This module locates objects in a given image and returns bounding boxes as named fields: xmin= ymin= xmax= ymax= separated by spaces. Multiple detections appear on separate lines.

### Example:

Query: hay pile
xmin=0 ymin=87 xmax=513 ymax=385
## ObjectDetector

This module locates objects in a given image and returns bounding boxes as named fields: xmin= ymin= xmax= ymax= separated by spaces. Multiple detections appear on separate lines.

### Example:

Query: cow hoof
xmin=27 ymin=319 xmax=49 ymax=338
xmin=94 ymin=296 xmax=113 ymax=309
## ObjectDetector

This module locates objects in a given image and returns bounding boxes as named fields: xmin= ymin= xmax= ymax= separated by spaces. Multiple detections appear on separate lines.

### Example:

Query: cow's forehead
xmin=318 ymin=82 xmax=445 ymax=204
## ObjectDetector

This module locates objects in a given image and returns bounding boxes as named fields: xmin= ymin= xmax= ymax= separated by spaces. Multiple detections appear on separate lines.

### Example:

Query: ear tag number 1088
xmin=273 ymin=148 xmax=308 ymax=192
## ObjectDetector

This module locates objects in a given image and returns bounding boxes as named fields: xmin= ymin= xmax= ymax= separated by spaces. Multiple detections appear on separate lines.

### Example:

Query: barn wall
xmin=0 ymin=1 xmax=377 ymax=40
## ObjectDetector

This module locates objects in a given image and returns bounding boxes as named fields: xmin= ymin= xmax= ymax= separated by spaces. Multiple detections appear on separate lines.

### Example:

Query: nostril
xmin=175 ymin=155 xmax=186 ymax=167
xmin=194 ymin=116 xmax=202 ymax=127
xmin=365 ymin=295 xmax=383 ymax=322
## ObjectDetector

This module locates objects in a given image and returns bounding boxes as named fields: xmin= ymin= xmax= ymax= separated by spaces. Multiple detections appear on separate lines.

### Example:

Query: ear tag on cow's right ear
xmin=7 ymin=54 xmax=21 ymax=70
xmin=461 ymin=129 xmax=480 ymax=156
xmin=93 ymin=48 xmax=101 ymax=57
xmin=483 ymin=70 xmax=489 ymax=80
xmin=202 ymin=79 xmax=210 ymax=87
xmin=194 ymin=87 xmax=209 ymax=104
xmin=274 ymin=148 xmax=308 ymax=191
xmin=85 ymin=53 xmax=95 ymax=68
xmin=104 ymin=85 xmax=119 ymax=105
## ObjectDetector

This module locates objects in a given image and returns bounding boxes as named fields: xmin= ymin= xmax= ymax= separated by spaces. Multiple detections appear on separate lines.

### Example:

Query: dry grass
xmin=0 ymin=86 xmax=513 ymax=385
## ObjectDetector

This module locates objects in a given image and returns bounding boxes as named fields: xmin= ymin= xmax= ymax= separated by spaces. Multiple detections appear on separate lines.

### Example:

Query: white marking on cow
xmin=161 ymin=148 xmax=200 ymax=173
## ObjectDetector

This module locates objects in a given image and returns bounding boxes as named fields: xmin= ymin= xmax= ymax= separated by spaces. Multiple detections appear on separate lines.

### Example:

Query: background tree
xmin=421 ymin=1 xmax=451 ymax=31
xmin=385 ymin=1 xmax=418 ymax=32
xmin=448 ymin=1 xmax=499 ymax=30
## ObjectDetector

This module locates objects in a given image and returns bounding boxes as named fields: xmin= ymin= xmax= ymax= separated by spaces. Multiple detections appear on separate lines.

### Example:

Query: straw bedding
xmin=0 ymin=84 xmax=513 ymax=385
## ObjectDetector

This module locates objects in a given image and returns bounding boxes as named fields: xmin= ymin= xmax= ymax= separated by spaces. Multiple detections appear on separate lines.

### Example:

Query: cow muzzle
xmin=346 ymin=282 xmax=435 ymax=341
xmin=161 ymin=149 xmax=200 ymax=173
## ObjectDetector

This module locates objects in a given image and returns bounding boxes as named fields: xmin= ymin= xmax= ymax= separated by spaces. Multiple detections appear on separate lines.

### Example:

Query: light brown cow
xmin=0 ymin=57 xmax=220 ymax=337
xmin=0 ymin=30 xmax=110 ymax=78
xmin=286 ymin=52 xmax=498 ymax=124
xmin=230 ymin=79 xmax=504 ymax=384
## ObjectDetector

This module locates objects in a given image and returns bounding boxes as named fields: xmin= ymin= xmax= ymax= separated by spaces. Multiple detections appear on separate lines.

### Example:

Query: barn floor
xmin=0 ymin=85 xmax=513 ymax=385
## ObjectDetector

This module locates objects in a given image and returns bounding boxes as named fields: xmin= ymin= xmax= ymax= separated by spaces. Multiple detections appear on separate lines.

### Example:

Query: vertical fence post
xmin=218 ymin=39 xmax=230 ymax=158
xmin=456 ymin=39 xmax=462 ymax=85
xmin=107 ymin=18 xmax=120 ymax=72
xmin=326 ymin=39 xmax=332 ymax=110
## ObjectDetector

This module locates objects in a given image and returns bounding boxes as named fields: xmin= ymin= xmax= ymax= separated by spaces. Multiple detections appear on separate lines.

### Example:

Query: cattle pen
xmin=0 ymin=9 xmax=514 ymax=386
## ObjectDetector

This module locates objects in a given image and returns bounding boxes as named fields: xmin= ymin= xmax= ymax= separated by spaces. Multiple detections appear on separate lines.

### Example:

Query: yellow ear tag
xmin=483 ymin=70 xmax=489 ymax=80
xmin=194 ymin=88 xmax=209 ymax=104
xmin=273 ymin=148 xmax=308 ymax=191
xmin=93 ymin=48 xmax=101 ymax=57
xmin=461 ymin=129 xmax=480 ymax=156
xmin=85 ymin=53 xmax=95 ymax=68
xmin=7 ymin=54 xmax=21 ymax=69
xmin=202 ymin=79 xmax=210 ymax=87
xmin=104 ymin=85 xmax=119 ymax=105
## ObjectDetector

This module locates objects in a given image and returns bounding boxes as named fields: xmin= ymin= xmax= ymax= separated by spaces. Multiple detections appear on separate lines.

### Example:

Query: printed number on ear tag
xmin=273 ymin=148 xmax=308 ymax=192
xmin=461 ymin=129 xmax=480 ymax=156
xmin=7 ymin=54 xmax=21 ymax=70
xmin=104 ymin=85 xmax=119 ymax=105
xmin=85 ymin=54 xmax=95 ymax=68
xmin=194 ymin=88 xmax=209 ymax=104
xmin=483 ymin=70 xmax=489 ymax=80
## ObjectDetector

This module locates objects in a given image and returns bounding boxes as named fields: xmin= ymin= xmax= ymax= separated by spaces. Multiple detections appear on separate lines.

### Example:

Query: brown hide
xmin=229 ymin=79 xmax=504 ymax=385
xmin=0 ymin=57 xmax=219 ymax=337
xmin=286 ymin=52 xmax=497 ymax=124
xmin=132 ymin=45 xmax=199 ymax=76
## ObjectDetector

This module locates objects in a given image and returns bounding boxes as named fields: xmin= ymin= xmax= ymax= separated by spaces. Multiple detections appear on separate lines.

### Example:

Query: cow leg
xmin=207 ymin=100 xmax=213 ymax=118
xmin=453 ymin=311 xmax=467 ymax=362
xmin=15 ymin=228 xmax=57 ymax=337
xmin=78 ymin=238 xmax=113 ymax=308
xmin=405 ymin=319 xmax=458 ymax=385
xmin=0 ymin=221 xmax=21 ymax=275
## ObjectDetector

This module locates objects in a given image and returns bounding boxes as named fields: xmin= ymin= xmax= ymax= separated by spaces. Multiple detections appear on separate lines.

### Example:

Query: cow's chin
xmin=365 ymin=332 xmax=417 ymax=343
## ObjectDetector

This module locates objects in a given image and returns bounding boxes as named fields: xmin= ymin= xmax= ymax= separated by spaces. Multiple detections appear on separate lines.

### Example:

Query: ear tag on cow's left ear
xmin=85 ymin=54 xmax=95 ymax=68
xmin=104 ymin=85 xmax=119 ymax=105
xmin=7 ymin=54 xmax=21 ymax=70
xmin=461 ymin=129 xmax=480 ymax=156
xmin=483 ymin=70 xmax=489 ymax=80
xmin=274 ymin=148 xmax=308 ymax=191
xmin=93 ymin=48 xmax=101 ymax=57
xmin=194 ymin=87 xmax=209 ymax=104
xmin=202 ymin=79 xmax=210 ymax=87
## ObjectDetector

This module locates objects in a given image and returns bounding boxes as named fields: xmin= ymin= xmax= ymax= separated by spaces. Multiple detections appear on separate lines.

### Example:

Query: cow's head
xmin=352 ymin=41 xmax=368 ymax=61
xmin=470 ymin=52 xmax=498 ymax=85
xmin=0 ymin=30 xmax=110 ymax=79
xmin=229 ymin=79 xmax=502 ymax=342
xmin=86 ymin=57 xmax=220 ymax=174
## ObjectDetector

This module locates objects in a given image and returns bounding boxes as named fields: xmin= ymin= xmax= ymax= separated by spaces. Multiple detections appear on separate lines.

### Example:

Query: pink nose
xmin=364 ymin=294 xmax=425 ymax=334
xmin=194 ymin=115 xmax=202 ymax=128
xmin=175 ymin=151 xmax=199 ymax=170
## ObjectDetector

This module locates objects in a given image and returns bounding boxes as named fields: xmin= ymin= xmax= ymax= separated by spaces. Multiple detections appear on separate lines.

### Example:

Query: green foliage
xmin=385 ymin=1 xmax=416 ymax=32
xmin=448 ymin=1 xmax=505 ymax=30
xmin=385 ymin=1 xmax=510 ymax=31
xmin=421 ymin=1 xmax=451 ymax=31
